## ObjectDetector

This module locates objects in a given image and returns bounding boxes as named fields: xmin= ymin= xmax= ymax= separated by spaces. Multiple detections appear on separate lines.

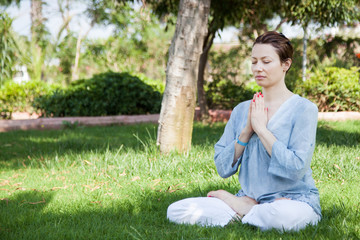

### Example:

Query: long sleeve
xmin=268 ymin=102 xmax=318 ymax=181
xmin=214 ymin=104 xmax=247 ymax=178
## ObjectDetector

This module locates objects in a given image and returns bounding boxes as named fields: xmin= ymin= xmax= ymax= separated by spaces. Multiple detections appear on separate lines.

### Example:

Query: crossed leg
xmin=167 ymin=190 xmax=320 ymax=230
xmin=167 ymin=189 xmax=258 ymax=227
xmin=207 ymin=189 xmax=258 ymax=218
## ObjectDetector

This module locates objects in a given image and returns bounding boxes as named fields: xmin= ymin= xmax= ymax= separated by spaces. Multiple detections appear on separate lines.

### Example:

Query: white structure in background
xmin=13 ymin=65 xmax=30 ymax=83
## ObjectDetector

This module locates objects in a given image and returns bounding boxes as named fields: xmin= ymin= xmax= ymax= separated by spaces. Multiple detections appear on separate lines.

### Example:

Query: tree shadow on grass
xmin=316 ymin=122 xmax=360 ymax=147
xmin=0 ymin=123 xmax=225 ymax=170
xmin=0 ymin=124 xmax=161 ymax=170
xmin=1 ymin=183 xmax=357 ymax=240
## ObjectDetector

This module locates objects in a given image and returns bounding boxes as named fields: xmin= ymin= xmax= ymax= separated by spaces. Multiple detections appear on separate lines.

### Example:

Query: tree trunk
xmin=197 ymin=31 xmax=215 ymax=122
xmin=30 ymin=0 xmax=44 ymax=81
xmin=302 ymin=26 xmax=308 ymax=81
xmin=71 ymin=24 xmax=93 ymax=81
xmin=31 ymin=0 xmax=43 ymax=39
xmin=157 ymin=0 xmax=210 ymax=153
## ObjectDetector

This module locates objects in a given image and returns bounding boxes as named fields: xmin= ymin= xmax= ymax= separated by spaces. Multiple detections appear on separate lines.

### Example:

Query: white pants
xmin=167 ymin=197 xmax=321 ymax=231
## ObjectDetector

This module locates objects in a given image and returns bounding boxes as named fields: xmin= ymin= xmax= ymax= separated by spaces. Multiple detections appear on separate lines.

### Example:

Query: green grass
xmin=0 ymin=121 xmax=359 ymax=239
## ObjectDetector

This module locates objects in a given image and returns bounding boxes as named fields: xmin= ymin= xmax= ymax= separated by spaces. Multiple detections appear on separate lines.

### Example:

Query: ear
xmin=282 ymin=58 xmax=292 ymax=72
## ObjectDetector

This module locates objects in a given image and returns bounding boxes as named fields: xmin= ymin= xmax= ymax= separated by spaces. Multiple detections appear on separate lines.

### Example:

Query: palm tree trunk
xmin=30 ymin=0 xmax=44 ymax=81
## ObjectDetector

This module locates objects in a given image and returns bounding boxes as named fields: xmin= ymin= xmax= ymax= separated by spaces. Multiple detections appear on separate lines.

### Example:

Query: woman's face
xmin=251 ymin=43 xmax=290 ymax=89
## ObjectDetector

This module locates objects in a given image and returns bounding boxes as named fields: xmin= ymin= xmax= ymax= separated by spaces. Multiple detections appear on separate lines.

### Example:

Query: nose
xmin=252 ymin=62 xmax=263 ymax=72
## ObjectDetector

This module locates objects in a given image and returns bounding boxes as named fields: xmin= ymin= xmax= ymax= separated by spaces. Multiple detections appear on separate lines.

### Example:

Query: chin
xmin=255 ymin=81 xmax=265 ymax=87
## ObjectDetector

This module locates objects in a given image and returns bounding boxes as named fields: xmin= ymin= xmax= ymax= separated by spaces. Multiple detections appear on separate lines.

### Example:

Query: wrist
xmin=255 ymin=127 xmax=269 ymax=138
xmin=236 ymin=138 xmax=248 ymax=146
xmin=240 ymin=128 xmax=253 ymax=141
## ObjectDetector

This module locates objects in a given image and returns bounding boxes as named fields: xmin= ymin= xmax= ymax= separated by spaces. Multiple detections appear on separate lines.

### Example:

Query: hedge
xmin=34 ymin=72 xmax=163 ymax=117
xmin=296 ymin=67 xmax=360 ymax=112
xmin=0 ymin=81 xmax=56 ymax=119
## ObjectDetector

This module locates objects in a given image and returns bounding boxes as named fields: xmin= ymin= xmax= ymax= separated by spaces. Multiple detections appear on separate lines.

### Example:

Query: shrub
xmin=205 ymin=77 xmax=256 ymax=110
xmin=0 ymin=81 xmax=56 ymax=119
xmin=134 ymin=72 xmax=165 ymax=94
xmin=34 ymin=72 xmax=163 ymax=117
xmin=296 ymin=67 xmax=360 ymax=112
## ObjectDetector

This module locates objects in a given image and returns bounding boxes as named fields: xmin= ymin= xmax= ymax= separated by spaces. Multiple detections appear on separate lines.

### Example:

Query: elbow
xmin=217 ymin=170 xmax=232 ymax=179
xmin=218 ymin=171 xmax=232 ymax=178
xmin=287 ymin=158 xmax=307 ymax=181
xmin=269 ymin=157 xmax=308 ymax=181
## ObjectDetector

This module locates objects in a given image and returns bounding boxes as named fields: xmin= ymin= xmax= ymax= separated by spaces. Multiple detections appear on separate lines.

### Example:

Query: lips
xmin=255 ymin=75 xmax=266 ymax=80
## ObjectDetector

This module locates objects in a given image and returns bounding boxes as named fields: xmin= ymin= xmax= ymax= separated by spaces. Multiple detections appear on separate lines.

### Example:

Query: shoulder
xmin=233 ymin=100 xmax=252 ymax=113
xmin=293 ymin=95 xmax=318 ymax=114
xmin=228 ymin=100 xmax=251 ymax=122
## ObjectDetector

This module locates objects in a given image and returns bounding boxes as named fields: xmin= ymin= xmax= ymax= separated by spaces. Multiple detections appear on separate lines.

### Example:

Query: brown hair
xmin=254 ymin=31 xmax=294 ymax=72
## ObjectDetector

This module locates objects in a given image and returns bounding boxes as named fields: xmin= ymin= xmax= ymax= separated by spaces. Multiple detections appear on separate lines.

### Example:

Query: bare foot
xmin=275 ymin=197 xmax=290 ymax=201
xmin=207 ymin=189 xmax=234 ymax=201
xmin=207 ymin=190 xmax=258 ymax=217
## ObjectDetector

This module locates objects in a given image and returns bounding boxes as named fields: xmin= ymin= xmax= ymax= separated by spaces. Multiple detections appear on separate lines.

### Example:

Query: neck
xmin=262 ymin=81 xmax=292 ymax=103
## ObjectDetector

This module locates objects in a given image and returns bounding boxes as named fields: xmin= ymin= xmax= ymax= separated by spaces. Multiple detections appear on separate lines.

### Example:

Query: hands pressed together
xmin=244 ymin=92 xmax=268 ymax=135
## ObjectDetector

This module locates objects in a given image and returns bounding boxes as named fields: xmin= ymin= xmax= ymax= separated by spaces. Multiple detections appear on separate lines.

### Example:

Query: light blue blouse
xmin=214 ymin=94 xmax=321 ymax=216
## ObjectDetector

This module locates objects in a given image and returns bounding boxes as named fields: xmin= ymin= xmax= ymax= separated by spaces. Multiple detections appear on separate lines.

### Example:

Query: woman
xmin=167 ymin=31 xmax=321 ymax=231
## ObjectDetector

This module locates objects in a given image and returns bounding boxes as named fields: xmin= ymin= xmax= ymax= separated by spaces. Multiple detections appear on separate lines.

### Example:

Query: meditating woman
xmin=167 ymin=31 xmax=321 ymax=231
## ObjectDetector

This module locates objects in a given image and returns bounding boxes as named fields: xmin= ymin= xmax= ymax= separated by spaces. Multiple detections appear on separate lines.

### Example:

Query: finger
xmin=255 ymin=92 xmax=262 ymax=110
xmin=251 ymin=98 xmax=256 ymax=112
xmin=258 ymin=93 xmax=264 ymax=111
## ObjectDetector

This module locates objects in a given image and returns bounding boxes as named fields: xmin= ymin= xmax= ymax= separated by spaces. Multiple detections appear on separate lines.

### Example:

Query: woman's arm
xmin=214 ymin=103 xmax=251 ymax=178
xmin=233 ymin=105 xmax=254 ymax=166
xmin=268 ymin=103 xmax=318 ymax=180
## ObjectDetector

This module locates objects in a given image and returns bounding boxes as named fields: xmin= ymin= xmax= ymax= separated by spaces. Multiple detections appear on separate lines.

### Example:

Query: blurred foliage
xmin=282 ymin=0 xmax=360 ymax=28
xmin=82 ymin=9 xmax=173 ymax=84
xmin=205 ymin=43 xmax=255 ymax=109
xmin=296 ymin=67 xmax=360 ymax=112
xmin=0 ymin=80 xmax=58 ymax=119
xmin=205 ymin=79 xmax=256 ymax=110
xmin=55 ymin=33 xmax=77 ymax=83
xmin=288 ymin=34 xmax=360 ymax=92
xmin=0 ymin=12 xmax=18 ymax=86
xmin=34 ymin=72 xmax=163 ymax=117
xmin=0 ymin=0 xmax=20 ymax=7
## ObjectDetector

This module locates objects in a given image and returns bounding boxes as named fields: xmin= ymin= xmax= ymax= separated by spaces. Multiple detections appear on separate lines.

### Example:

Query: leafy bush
xmin=205 ymin=77 xmax=256 ymax=110
xmin=296 ymin=67 xmax=360 ymax=112
xmin=34 ymin=72 xmax=163 ymax=117
xmin=0 ymin=81 xmax=56 ymax=119
xmin=134 ymin=72 xmax=165 ymax=94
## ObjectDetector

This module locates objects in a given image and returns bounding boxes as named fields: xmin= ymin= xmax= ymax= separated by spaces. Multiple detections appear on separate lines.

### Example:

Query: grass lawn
xmin=0 ymin=120 xmax=359 ymax=239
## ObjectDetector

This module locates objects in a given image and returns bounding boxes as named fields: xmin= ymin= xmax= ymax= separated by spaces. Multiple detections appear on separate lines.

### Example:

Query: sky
xmin=5 ymin=0 xmax=348 ymax=43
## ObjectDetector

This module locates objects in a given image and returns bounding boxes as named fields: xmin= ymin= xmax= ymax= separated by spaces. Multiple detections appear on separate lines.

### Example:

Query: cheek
xmin=251 ymin=65 xmax=256 ymax=73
